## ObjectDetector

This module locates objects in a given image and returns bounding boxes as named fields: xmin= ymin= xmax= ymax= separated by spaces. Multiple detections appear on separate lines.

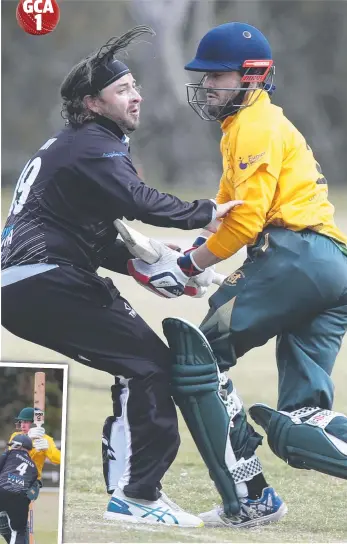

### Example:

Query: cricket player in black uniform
xmin=1 ymin=26 xmax=239 ymax=526
xmin=0 ymin=435 xmax=39 ymax=544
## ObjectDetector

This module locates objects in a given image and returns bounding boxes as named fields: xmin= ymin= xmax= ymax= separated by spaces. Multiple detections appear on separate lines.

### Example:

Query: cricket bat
xmin=114 ymin=219 xmax=227 ymax=286
xmin=28 ymin=372 xmax=46 ymax=544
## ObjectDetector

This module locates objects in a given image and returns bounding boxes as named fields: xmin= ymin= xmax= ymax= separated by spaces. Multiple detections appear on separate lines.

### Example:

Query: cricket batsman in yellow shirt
xmin=129 ymin=22 xmax=347 ymax=528
xmin=9 ymin=407 xmax=61 ymax=483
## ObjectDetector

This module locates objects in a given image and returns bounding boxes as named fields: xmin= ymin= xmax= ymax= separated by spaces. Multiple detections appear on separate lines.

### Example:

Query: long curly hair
xmin=60 ymin=26 xmax=155 ymax=125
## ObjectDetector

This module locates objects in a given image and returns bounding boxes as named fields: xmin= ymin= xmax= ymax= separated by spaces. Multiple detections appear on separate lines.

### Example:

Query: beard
xmin=114 ymin=114 xmax=140 ymax=135
xmin=206 ymin=103 xmax=224 ymax=118
xmin=205 ymin=90 xmax=235 ymax=119
xmin=206 ymin=90 xmax=244 ymax=120
xmin=206 ymin=99 xmax=235 ymax=120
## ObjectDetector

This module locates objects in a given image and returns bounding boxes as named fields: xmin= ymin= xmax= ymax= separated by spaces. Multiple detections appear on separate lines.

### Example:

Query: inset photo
xmin=0 ymin=363 xmax=67 ymax=544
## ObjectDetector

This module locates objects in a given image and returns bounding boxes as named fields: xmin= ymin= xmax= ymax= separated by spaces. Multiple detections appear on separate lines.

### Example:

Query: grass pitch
xmin=32 ymin=490 xmax=59 ymax=544
xmin=62 ymin=376 xmax=347 ymax=543
xmin=2 ymin=192 xmax=347 ymax=543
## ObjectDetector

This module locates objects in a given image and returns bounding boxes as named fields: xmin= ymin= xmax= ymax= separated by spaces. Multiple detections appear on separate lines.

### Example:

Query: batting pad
xmin=0 ymin=512 xmax=11 ymax=541
xmin=163 ymin=317 xmax=241 ymax=516
xmin=249 ymin=403 xmax=347 ymax=479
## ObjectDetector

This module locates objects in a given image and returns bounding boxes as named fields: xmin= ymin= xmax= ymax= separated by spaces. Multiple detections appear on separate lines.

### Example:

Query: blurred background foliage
xmin=0 ymin=367 xmax=64 ymax=440
xmin=2 ymin=0 xmax=347 ymax=194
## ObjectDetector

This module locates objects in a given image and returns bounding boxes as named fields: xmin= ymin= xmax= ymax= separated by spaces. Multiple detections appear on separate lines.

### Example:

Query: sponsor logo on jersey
xmin=8 ymin=473 xmax=25 ymax=486
xmin=102 ymin=151 xmax=127 ymax=158
xmin=238 ymin=152 xmax=266 ymax=170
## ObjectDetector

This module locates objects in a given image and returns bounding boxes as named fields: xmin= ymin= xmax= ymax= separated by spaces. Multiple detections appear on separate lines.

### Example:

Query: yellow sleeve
xmin=233 ymin=124 xmax=283 ymax=186
xmin=206 ymin=122 xmax=282 ymax=259
xmin=45 ymin=435 xmax=61 ymax=465
xmin=215 ymin=173 xmax=230 ymax=204
xmin=206 ymin=167 xmax=278 ymax=259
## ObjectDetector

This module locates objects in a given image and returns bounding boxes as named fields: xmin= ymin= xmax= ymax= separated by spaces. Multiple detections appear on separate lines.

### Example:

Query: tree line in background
xmin=0 ymin=368 xmax=63 ymax=440
xmin=2 ymin=0 xmax=347 ymax=193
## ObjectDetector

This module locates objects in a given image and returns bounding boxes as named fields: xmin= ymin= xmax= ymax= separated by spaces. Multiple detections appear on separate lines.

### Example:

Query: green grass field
xmin=31 ymin=490 xmax=59 ymax=544
xmin=2 ymin=190 xmax=347 ymax=543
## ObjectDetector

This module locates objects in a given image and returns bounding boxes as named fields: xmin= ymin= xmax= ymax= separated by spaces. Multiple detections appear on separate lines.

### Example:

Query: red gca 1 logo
xmin=16 ymin=0 xmax=60 ymax=36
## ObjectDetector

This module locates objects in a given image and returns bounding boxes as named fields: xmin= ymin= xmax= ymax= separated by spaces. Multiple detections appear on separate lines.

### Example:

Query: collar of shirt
xmin=220 ymin=90 xmax=270 ymax=134
xmin=94 ymin=115 xmax=130 ymax=148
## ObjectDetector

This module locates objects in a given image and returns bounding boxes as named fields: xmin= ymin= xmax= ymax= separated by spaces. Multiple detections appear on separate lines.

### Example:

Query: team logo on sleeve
xmin=238 ymin=152 xmax=266 ymax=170
xmin=225 ymin=269 xmax=245 ymax=285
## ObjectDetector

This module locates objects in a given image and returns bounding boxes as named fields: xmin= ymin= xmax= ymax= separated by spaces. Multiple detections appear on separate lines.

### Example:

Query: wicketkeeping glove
xmin=26 ymin=480 xmax=42 ymax=501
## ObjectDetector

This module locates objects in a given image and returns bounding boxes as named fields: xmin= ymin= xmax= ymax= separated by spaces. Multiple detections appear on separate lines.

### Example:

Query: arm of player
xmin=76 ymin=135 xmax=216 ymax=231
xmin=44 ymin=436 xmax=61 ymax=465
xmin=194 ymin=120 xmax=283 ymax=263
xmin=197 ymin=173 xmax=230 ymax=237
xmin=167 ymin=177 xmax=240 ymax=256
xmin=198 ymin=167 xmax=278 ymax=263
xmin=98 ymin=239 xmax=133 ymax=275
xmin=182 ymin=175 xmax=232 ymax=247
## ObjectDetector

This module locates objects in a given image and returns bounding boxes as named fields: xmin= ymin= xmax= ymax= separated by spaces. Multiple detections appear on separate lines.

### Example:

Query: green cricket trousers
xmin=201 ymin=227 xmax=347 ymax=416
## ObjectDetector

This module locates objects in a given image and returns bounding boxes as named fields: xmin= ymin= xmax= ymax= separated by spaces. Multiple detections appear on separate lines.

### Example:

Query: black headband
xmin=91 ymin=59 xmax=130 ymax=94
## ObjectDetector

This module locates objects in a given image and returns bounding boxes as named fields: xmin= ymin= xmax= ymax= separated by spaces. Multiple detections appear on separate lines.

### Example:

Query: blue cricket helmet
xmin=185 ymin=22 xmax=272 ymax=72
xmin=184 ymin=22 xmax=275 ymax=121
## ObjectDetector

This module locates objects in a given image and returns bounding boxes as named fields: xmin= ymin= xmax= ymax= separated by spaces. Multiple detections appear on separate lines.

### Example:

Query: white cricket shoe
xmin=104 ymin=487 xmax=204 ymax=527
xmin=199 ymin=487 xmax=288 ymax=528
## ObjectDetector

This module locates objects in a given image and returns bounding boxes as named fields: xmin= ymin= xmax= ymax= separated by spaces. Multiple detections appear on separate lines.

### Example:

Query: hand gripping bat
xmin=114 ymin=219 xmax=226 ymax=286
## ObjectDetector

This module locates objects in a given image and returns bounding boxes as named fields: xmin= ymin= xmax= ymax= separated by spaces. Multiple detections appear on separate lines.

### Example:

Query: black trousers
xmin=2 ymin=265 xmax=180 ymax=501
xmin=0 ymin=489 xmax=29 ymax=543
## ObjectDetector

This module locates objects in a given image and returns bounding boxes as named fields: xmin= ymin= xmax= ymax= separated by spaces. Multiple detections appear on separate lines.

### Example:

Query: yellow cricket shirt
xmin=9 ymin=431 xmax=61 ymax=480
xmin=207 ymin=91 xmax=347 ymax=259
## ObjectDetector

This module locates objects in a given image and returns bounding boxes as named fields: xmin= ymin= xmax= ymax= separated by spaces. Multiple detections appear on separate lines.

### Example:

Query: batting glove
xmin=128 ymin=240 xmax=205 ymax=298
xmin=33 ymin=438 xmax=49 ymax=451
xmin=28 ymin=427 xmax=45 ymax=439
